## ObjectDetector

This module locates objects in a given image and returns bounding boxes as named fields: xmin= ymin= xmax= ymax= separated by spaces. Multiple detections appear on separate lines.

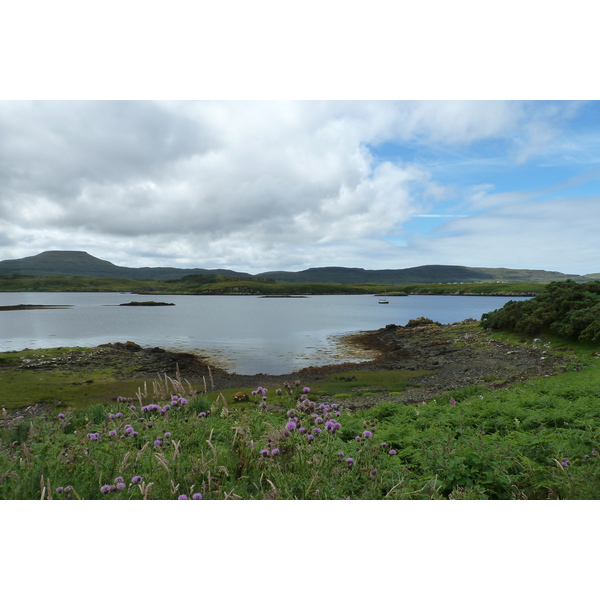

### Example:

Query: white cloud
xmin=0 ymin=100 xmax=595 ymax=273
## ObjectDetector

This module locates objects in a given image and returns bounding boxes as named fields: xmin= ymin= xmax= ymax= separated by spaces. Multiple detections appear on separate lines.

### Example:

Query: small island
xmin=119 ymin=301 xmax=175 ymax=307
xmin=0 ymin=304 xmax=72 ymax=311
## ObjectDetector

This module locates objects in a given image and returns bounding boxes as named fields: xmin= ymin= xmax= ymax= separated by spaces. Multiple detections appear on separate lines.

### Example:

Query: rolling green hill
xmin=0 ymin=250 xmax=594 ymax=285
xmin=0 ymin=251 xmax=254 ymax=280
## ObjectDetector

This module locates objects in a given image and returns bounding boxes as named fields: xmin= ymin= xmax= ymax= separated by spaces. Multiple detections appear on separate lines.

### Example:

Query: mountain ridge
xmin=0 ymin=250 xmax=593 ymax=284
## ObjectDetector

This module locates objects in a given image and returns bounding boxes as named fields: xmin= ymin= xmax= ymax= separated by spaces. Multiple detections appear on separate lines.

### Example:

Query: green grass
xmin=307 ymin=369 xmax=433 ymax=396
xmin=3 ymin=326 xmax=600 ymax=500
xmin=0 ymin=347 xmax=146 ymax=411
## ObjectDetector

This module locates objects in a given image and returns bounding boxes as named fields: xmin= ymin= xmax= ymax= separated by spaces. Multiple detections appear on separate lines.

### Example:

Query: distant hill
xmin=0 ymin=251 xmax=253 ymax=281
xmin=0 ymin=250 xmax=593 ymax=284
xmin=258 ymin=265 xmax=589 ymax=284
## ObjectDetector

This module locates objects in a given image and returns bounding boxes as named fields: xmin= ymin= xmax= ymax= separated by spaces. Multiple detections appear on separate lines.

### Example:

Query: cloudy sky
xmin=0 ymin=100 xmax=599 ymax=275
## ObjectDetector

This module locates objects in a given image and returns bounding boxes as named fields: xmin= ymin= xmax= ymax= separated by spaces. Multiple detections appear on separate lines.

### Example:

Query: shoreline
xmin=1 ymin=319 xmax=574 ymax=416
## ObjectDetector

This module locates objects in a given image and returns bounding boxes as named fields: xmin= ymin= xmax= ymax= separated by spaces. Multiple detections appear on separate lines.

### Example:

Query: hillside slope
xmin=0 ymin=250 xmax=592 ymax=284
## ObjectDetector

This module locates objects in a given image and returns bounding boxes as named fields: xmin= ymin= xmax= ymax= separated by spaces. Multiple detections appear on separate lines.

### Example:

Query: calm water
xmin=0 ymin=292 xmax=525 ymax=375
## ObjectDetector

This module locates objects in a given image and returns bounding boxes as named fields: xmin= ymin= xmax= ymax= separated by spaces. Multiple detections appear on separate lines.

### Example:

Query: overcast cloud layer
xmin=0 ymin=100 xmax=599 ymax=274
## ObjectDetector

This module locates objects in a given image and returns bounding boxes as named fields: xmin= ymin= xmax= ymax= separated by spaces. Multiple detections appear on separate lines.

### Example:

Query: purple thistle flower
xmin=199 ymin=412 xmax=206 ymax=418
xmin=449 ymin=398 xmax=457 ymax=405
xmin=313 ymin=427 xmax=322 ymax=435
xmin=55 ymin=487 xmax=64 ymax=493
xmin=338 ymin=451 xmax=344 ymax=457
xmin=114 ymin=476 xmax=124 ymax=484
xmin=64 ymin=486 xmax=73 ymax=493
xmin=116 ymin=412 xmax=123 ymax=418
xmin=165 ymin=432 xmax=171 ymax=438
xmin=100 ymin=485 xmax=111 ymax=494
xmin=154 ymin=440 xmax=162 ymax=447
xmin=171 ymin=400 xmax=178 ymax=406
xmin=271 ymin=448 xmax=280 ymax=456
xmin=584 ymin=454 xmax=590 ymax=460
xmin=57 ymin=413 xmax=65 ymax=419
xmin=363 ymin=430 xmax=372 ymax=438
xmin=180 ymin=398 xmax=188 ymax=405
xmin=346 ymin=457 xmax=354 ymax=466
xmin=315 ymin=416 xmax=323 ymax=424
xmin=260 ymin=449 xmax=270 ymax=457
xmin=299 ymin=427 xmax=307 ymax=434
xmin=285 ymin=421 xmax=297 ymax=431
xmin=108 ymin=413 xmax=115 ymax=419
xmin=116 ymin=482 xmax=126 ymax=491
xmin=259 ymin=401 xmax=267 ymax=409
xmin=389 ymin=449 xmax=397 ymax=456
xmin=561 ymin=459 xmax=570 ymax=467
xmin=192 ymin=493 xmax=203 ymax=500
xmin=178 ymin=495 xmax=188 ymax=500
xmin=303 ymin=387 xmax=310 ymax=393
xmin=307 ymin=434 xmax=315 ymax=442
xmin=109 ymin=430 xmax=117 ymax=437
xmin=132 ymin=476 xmax=143 ymax=484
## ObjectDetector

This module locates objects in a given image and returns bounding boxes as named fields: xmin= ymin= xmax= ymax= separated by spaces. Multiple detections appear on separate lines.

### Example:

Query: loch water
xmin=0 ymin=292 xmax=526 ymax=375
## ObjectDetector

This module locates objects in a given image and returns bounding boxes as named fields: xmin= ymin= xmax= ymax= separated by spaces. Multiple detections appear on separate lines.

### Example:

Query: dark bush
xmin=481 ymin=280 xmax=600 ymax=342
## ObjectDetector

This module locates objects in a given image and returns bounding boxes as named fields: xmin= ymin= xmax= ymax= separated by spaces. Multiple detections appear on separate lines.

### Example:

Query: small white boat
xmin=378 ymin=293 xmax=389 ymax=304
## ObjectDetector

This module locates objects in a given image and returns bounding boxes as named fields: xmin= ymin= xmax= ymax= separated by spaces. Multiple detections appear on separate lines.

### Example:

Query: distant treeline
xmin=0 ymin=274 xmax=546 ymax=296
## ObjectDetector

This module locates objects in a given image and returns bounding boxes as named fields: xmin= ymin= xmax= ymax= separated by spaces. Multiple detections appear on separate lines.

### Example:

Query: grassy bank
xmin=2 ymin=331 xmax=600 ymax=499
xmin=0 ymin=274 xmax=544 ymax=296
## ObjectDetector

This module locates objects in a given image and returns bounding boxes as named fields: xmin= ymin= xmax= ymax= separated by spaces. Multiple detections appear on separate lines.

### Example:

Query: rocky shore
xmin=2 ymin=318 xmax=575 ymax=418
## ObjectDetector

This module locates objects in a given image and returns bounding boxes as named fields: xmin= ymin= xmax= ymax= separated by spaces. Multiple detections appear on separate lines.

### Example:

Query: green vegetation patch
xmin=0 ymin=347 xmax=146 ymax=411
xmin=482 ymin=280 xmax=600 ymax=342
xmin=308 ymin=369 xmax=432 ymax=397
xmin=0 ymin=368 xmax=146 ymax=411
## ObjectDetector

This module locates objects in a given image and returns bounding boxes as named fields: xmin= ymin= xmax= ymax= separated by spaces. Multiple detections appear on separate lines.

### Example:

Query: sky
xmin=1 ymin=99 xmax=599 ymax=275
